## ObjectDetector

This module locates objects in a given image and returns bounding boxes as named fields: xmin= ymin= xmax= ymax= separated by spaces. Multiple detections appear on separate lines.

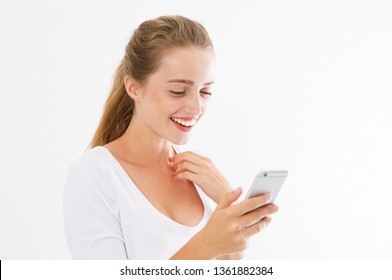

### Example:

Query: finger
xmin=170 ymin=150 xmax=202 ymax=161
xmin=170 ymin=152 xmax=207 ymax=170
xmin=240 ymin=204 xmax=278 ymax=228
xmin=216 ymin=187 xmax=243 ymax=210
xmin=174 ymin=171 xmax=199 ymax=183
xmin=174 ymin=161 xmax=203 ymax=176
xmin=231 ymin=193 xmax=272 ymax=215
xmin=242 ymin=216 xmax=272 ymax=237
xmin=217 ymin=251 xmax=245 ymax=260
xmin=170 ymin=152 xmax=203 ymax=170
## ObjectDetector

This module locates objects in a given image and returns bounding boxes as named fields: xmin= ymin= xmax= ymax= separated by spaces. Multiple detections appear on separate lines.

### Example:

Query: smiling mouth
xmin=170 ymin=117 xmax=197 ymax=127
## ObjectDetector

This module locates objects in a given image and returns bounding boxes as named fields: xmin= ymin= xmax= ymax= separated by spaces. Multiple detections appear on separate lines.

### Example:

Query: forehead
xmin=149 ymin=47 xmax=215 ymax=84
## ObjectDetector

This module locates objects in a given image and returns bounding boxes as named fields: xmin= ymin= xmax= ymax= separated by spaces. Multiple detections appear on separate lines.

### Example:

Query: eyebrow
xmin=167 ymin=79 xmax=214 ymax=86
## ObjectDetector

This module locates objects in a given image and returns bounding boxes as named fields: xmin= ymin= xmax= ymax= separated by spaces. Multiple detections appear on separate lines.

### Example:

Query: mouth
xmin=170 ymin=117 xmax=197 ymax=127
xmin=170 ymin=117 xmax=198 ymax=132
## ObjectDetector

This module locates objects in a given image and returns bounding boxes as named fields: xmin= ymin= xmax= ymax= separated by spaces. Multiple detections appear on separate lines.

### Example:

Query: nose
xmin=185 ymin=92 xmax=203 ymax=116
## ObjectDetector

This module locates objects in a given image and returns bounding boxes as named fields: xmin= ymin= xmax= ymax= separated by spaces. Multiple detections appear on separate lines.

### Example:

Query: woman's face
xmin=135 ymin=47 xmax=215 ymax=145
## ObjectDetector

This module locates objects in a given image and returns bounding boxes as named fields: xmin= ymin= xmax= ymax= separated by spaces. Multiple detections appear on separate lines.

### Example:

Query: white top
xmin=63 ymin=146 xmax=214 ymax=260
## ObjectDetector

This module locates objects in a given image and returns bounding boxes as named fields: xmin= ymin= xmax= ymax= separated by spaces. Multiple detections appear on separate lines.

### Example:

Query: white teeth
xmin=171 ymin=117 xmax=196 ymax=127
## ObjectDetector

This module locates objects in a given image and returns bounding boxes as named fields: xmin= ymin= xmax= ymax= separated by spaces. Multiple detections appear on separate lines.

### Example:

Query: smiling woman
xmin=122 ymin=46 xmax=215 ymax=145
xmin=63 ymin=15 xmax=278 ymax=260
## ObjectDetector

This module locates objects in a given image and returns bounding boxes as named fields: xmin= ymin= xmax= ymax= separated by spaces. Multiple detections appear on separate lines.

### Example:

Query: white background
xmin=1 ymin=0 xmax=391 ymax=259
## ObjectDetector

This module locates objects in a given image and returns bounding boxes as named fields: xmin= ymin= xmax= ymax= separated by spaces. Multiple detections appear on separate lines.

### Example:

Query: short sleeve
xmin=63 ymin=157 xmax=128 ymax=259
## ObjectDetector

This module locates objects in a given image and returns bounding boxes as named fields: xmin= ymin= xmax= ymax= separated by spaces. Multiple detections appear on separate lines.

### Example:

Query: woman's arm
xmin=170 ymin=152 xmax=279 ymax=259
xmin=170 ymin=187 xmax=278 ymax=259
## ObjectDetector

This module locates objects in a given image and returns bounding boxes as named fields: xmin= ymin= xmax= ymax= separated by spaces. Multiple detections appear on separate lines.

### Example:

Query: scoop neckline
xmin=94 ymin=145 xmax=209 ymax=230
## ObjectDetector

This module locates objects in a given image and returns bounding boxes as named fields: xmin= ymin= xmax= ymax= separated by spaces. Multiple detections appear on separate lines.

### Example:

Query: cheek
xmin=163 ymin=98 xmax=186 ymax=114
xmin=143 ymin=92 xmax=166 ymax=111
xmin=201 ymin=98 xmax=211 ymax=112
xmin=148 ymin=97 xmax=181 ymax=121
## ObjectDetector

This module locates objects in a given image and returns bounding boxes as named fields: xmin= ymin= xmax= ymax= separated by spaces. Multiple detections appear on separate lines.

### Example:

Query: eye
xmin=200 ymin=90 xmax=212 ymax=96
xmin=170 ymin=90 xmax=186 ymax=95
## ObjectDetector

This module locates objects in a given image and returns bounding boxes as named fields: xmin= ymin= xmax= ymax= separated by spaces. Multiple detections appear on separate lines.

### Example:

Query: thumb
xmin=216 ymin=187 xmax=242 ymax=210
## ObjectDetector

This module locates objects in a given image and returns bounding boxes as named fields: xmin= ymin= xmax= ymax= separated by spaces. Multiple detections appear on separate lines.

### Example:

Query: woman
xmin=63 ymin=15 xmax=278 ymax=260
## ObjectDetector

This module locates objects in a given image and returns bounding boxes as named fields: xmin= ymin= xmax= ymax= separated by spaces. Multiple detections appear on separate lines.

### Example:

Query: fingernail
xmin=232 ymin=187 xmax=240 ymax=194
xmin=265 ymin=216 xmax=272 ymax=224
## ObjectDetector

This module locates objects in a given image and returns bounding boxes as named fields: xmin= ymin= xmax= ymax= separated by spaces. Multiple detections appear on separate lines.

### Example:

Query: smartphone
xmin=244 ymin=170 xmax=288 ymax=205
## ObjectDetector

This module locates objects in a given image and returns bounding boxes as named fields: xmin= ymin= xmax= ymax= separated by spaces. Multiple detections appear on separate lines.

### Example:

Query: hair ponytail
xmin=89 ymin=59 xmax=134 ymax=148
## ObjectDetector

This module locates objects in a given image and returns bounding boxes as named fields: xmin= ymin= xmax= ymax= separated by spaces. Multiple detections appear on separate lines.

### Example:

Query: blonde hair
xmin=89 ymin=15 xmax=214 ymax=148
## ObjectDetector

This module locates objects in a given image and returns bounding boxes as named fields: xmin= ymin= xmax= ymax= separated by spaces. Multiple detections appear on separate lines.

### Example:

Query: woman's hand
xmin=170 ymin=188 xmax=279 ymax=259
xmin=193 ymin=187 xmax=278 ymax=259
xmin=169 ymin=151 xmax=232 ymax=203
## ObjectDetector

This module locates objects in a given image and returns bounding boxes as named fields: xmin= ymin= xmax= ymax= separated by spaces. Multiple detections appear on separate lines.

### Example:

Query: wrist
xmin=213 ymin=183 xmax=233 ymax=204
xmin=170 ymin=230 xmax=216 ymax=260
xmin=190 ymin=230 xmax=216 ymax=260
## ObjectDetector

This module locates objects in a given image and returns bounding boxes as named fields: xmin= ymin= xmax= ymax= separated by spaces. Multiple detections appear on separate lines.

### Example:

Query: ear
xmin=124 ymin=75 xmax=142 ymax=102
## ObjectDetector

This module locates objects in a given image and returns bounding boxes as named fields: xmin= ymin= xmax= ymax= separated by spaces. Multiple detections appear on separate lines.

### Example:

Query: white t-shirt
xmin=63 ymin=146 xmax=214 ymax=259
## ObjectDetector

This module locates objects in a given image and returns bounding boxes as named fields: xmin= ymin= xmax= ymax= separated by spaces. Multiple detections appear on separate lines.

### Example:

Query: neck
xmin=116 ymin=117 xmax=175 ymax=169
